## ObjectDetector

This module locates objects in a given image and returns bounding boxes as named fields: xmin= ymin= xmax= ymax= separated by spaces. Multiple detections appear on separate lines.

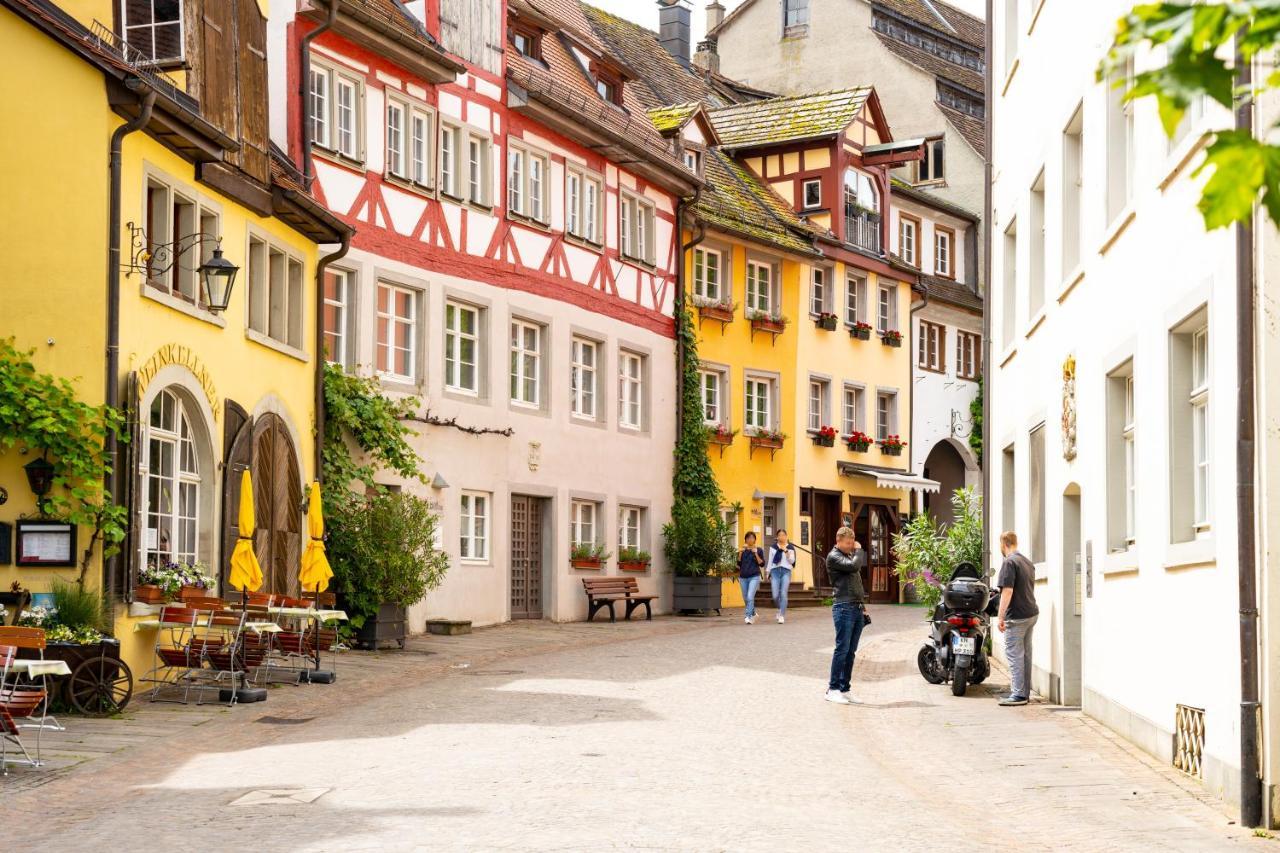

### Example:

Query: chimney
xmin=706 ymin=0 xmax=725 ymax=32
xmin=657 ymin=0 xmax=693 ymax=65
xmin=693 ymin=37 xmax=720 ymax=74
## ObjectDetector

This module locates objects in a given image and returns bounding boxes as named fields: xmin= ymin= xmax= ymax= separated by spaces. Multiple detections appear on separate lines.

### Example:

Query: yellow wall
xmin=0 ymin=6 xmax=319 ymax=683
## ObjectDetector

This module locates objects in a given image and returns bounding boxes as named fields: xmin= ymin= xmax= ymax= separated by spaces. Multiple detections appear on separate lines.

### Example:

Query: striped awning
xmin=837 ymin=462 xmax=941 ymax=494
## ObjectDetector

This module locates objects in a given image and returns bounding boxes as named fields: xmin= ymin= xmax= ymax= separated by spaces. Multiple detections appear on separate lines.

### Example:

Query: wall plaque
xmin=16 ymin=520 xmax=77 ymax=568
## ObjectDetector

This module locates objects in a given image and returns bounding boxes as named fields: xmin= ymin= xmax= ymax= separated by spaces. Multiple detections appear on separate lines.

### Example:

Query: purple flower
xmin=922 ymin=569 xmax=941 ymax=587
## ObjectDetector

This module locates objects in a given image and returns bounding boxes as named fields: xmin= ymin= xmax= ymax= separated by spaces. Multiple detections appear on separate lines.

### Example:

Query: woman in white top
xmin=767 ymin=529 xmax=798 ymax=623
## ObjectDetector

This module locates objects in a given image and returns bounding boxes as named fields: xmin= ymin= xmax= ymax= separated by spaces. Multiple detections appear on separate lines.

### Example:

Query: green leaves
xmin=1193 ymin=129 xmax=1280 ymax=227
xmin=321 ymin=362 xmax=426 ymax=503
xmin=673 ymin=302 xmax=720 ymax=504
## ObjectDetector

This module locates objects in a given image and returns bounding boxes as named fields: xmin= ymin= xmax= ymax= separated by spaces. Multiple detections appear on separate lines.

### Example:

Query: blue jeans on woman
xmin=770 ymin=568 xmax=791 ymax=615
xmin=829 ymin=602 xmax=866 ymax=692
xmin=740 ymin=575 xmax=761 ymax=618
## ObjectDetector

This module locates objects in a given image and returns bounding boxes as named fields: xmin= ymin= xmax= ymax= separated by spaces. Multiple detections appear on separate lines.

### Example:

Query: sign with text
xmin=16 ymin=520 xmax=77 ymax=567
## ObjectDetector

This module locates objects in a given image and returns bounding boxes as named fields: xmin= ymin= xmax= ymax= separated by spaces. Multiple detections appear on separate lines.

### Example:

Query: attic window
xmin=122 ymin=0 xmax=184 ymax=64
xmin=592 ymin=66 xmax=623 ymax=105
xmin=510 ymin=23 xmax=542 ymax=60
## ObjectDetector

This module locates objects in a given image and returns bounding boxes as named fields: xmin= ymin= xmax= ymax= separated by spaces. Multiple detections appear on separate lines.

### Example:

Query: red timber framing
xmin=285 ymin=14 xmax=682 ymax=338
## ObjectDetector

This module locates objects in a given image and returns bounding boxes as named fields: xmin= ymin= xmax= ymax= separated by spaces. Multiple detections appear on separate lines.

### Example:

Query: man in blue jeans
xmin=825 ymin=527 xmax=868 ymax=705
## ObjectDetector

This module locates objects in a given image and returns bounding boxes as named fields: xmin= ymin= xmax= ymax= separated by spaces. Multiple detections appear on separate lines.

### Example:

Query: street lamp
xmin=198 ymin=247 xmax=239 ymax=313
xmin=23 ymin=455 xmax=55 ymax=513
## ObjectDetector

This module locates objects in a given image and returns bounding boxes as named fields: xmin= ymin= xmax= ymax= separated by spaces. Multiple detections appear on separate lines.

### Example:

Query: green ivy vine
xmin=0 ymin=338 xmax=127 ymax=585
xmin=968 ymin=373 xmax=983 ymax=468
xmin=673 ymin=303 xmax=719 ymax=503
xmin=321 ymin=362 xmax=427 ymax=498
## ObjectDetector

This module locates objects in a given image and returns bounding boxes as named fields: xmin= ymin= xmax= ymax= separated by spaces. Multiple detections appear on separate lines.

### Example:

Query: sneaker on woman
xmin=824 ymin=689 xmax=850 ymax=705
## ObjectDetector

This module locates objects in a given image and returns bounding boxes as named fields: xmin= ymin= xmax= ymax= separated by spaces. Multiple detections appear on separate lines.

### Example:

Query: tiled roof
xmin=648 ymin=102 xmax=701 ymax=134
xmin=938 ymin=102 xmax=985 ymax=155
xmin=348 ymin=0 xmax=444 ymax=52
xmin=923 ymin=275 xmax=983 ymax=312
xmin=873 ymin=0 xmax=984 ymax=48
xmin=890 ymin=178 xmax=979 ymax=222
xmin=708 ymin=89 xmax=873 ymax=150
xmin=873 ymin=31 xmax=983 ymax=94
xmin=696 ymin=150 xmax=820 ymax=256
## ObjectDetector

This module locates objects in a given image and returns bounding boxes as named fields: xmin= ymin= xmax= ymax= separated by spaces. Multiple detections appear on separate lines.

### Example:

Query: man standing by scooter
xmin=825 ymin=528 xmax=867 ymax=705
xmin=996 ymin=531 xmax=1039 ymax=706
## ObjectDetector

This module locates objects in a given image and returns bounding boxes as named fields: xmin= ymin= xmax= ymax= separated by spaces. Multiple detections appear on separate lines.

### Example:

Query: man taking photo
xmin=825 ymin=527 xmax=868 ymax=705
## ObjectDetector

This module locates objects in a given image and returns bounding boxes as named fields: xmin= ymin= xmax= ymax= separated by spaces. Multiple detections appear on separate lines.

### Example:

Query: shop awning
xmin=837 ymin=462 xmax=941 ymax=493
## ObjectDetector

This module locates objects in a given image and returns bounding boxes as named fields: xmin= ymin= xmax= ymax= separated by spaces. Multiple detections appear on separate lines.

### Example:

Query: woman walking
xmin=738 ymin=532 xmax=765 ymax=624
xmin=767 ymin=529 xmax=798 ymax=623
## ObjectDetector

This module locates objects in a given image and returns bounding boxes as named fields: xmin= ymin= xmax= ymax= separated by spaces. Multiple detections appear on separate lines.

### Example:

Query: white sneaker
xmin=777 ymin=614 xmax=785 ymax=624
xmin=825 ymin=689 xmax=851 ymax=705
xmin=745 ymin=615 xmax=754 ymax=624
xmin=842 ymin=691 xmax=862 ymax=705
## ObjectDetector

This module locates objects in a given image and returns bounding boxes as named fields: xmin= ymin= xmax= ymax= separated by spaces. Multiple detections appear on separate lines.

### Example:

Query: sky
xmin=587 ymin=0 xmax=986 ymax=46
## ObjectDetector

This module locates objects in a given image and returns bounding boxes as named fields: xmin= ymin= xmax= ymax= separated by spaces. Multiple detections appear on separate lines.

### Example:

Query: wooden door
xmin=251 ymin=414 xmax=302 ymax=597
xmin=810 ymin=492 xmax=841 ymax=590
xmin=862 ymin=505 xmax=900 ymax=603
xmin=510 ymin=496 xmax=543 ymax=619
xmin=220 ymin=401 xmax=252 ymax=593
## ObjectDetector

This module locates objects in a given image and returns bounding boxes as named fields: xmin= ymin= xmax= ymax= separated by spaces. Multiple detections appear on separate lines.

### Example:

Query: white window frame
xmin=620 ymin=191 xmax=656 ymax=265
xmin=123 ymin=0 xmax=185 ymax=64
xmin=878 ymin=283 xmax=897 ymax=333
xmin=918 ymin=320 xmax=944 ymax=372
xmin=956 ymin=331 xmax=981 ymax=380
xmin=618 ymin=350 xmax=644 ymax=430
xmin=440 ymin=122 xmax=460 ymax=198
xmin=460 ymin=491 xmax=490 ymax=562
xmin=876 ymin=391 xmax=897 ymax=441
xmin=507 ymin=141 xmax=550 ymax=223
xmin=510 ymin=319 xmax=542 ymax=408
xmin=745 ymin=375 xmax=774 ymax=433
xmin=245 ymin=232 xmax=305 ymax=350
xmin=845 ymin=274 xmax=866 ymax=326
xmin=746 ymin=260 xmax=775 ymax=315
xmin=842 ymin=384 xmax=865 ymax=436
xmin=566 ymin=166 xmax=604 ymax=245
xmin=1123 ymin=374 xmax=1136 ymax=544
xmin=935 ymin=228 xmax=954 ymax=278
xmin=810 ymin=266 xmax=830 ymax=316
xmin=693 ymin=247 xmax=723 ymax=302
xmin=699 ymin=369 xmax=722 ymax=426
xmin=571 ymin=500 xmax=598 ymax=547
xmin=618 ymin=505 xmax=643 ymax=551
xmin=310 ymin=59 xmax=363 ymax=161
xmin=140 ymin=388 xmax=201 ymax=569
xmin=143 ymin=174 xmax=221 ymax=305
xmin=915 ymin=137 xmax=945 ymax=184
xmin=1191 ymin=327 xmax=1210 ymax=528
xmin=322 ymin=267 xmax=353 ymax=366
xmin=467 ymin=133 xmax=492 ymax=206
xmin=802 ymin=179 xmax=822 ymax=209
xmin=444 ymin=301 xmax=481 ymax=395
xmin=571 ymin=337 xmax=599 ymax=420
xmin=376 ymin=281 xmax=418 ymax=383
xmin=899 ymin=216 xmax=918 ymax=266
xmin=808 ymin=379 xmax=830 ymax=432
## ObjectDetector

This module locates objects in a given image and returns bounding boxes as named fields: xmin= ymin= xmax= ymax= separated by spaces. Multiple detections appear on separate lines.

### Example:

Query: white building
xmin=987 ymin=0 xmax=1280 ymax=821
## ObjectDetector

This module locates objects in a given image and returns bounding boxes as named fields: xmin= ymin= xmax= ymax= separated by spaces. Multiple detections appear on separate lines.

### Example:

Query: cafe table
xmin=266 ymin=607 xmax=348 ymax=682
xmin=3 ymin=658 xmax=72 ymax=766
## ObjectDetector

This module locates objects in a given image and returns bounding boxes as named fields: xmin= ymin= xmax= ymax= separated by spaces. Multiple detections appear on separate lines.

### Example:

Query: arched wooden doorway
xmin=252 ymin=413 xmax=302 ymax=596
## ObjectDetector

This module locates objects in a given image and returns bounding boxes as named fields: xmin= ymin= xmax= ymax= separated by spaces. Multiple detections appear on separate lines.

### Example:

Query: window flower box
xmin=696 ymin=302 xmax=736 ymax=324
xmin=570 ymin=543 xmax=610 ymax=571
xmin=618 ymin=547 xmax=651 ymax=573
xmin=570 ymin=558 xmax=604 ymax=570
xmin=708 ymin=426 xmax=737 ymax=446
xmin=878 ymin=435 xmax=907 ymax=456
xmin=746 ymin=309 xmax=789 ymax=338
xmin=844 ymin=431 xmax=873 ymax=452
xmin=137 ymin=561 xmax=216 ymax=602
xmin=881 ymin=330 xmax=903 ymax=347
xmin=748 ymin=430 xmax=786 ymax=450
xmin=133 ymin=584 xmax=167 ymax=604
xmin=811 ymin=425 xmax=837 ymax=447
xmin=848 ymin=322 xmax=873 ymax=341
xmin=814 ymin=312 xmax=839 ymax=332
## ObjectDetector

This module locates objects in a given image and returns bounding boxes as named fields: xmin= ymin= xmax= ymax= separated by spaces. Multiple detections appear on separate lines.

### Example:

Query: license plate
xmin=951 ymin=635 xmax=976 ymax=656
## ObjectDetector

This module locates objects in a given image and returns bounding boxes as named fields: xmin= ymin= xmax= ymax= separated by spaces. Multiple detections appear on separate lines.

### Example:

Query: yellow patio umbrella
xmin=228 ymin=469 xmax=264 ymax=594
xmin=300 ymin=481 xmax=333 ymax=593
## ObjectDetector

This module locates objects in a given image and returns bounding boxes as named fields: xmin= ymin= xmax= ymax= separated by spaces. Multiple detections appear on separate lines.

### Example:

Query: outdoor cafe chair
xmin=143 ymin=606 xmax=213 ymax=705
xmin=0 ymin=626 xmax=62 ymax=757
xmin=0 ymin=644 xmax=46 ymax=774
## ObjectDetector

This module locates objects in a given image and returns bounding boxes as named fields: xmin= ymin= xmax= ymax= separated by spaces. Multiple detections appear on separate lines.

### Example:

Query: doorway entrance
xmin=1061 ymin=485 xmax=1083 ymax=705
xmin=851 ymin=500 xmax=901 ymax=603
xmin=510 ymin=495 xmax=546 ymax=619
xmin=251 ymin=413 xmax=302 ymax=597
xmin=809 ymin=490 xmax=842 ymax=589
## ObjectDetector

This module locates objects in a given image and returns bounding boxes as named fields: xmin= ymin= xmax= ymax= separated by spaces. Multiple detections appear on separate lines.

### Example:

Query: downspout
xmin=314 ymin=233 xmax=351 ymax=477
xmin=909 ymin=280 xmax=930 ymax=515
xmin=1235 ymin=42 xmax=1263 ymax=830
xmin=676 ymin=187 xmax=706 ymax=448
xmin=300 ymin=0 xmax=340 ymax=190
xmin=981 ymin=0 xmax=993 ymax=578
xmin=104 ymin=83 xmax=156 ymax=599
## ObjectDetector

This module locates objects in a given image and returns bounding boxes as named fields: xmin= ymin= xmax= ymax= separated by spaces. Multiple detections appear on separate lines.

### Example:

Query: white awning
xmin=838 ymin=463 xmax=941 ymax=494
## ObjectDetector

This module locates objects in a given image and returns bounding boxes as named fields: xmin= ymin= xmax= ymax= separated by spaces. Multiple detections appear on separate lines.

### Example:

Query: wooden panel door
xmin=510 ymin=496 xmax=543 ymax=619
xmin=810 ymin=492 xmax=841 ymax=590
xmin=251 ymin=414 xmax=302 ymax=597
xmin=220 ymin=401 xmax=252 ymax=594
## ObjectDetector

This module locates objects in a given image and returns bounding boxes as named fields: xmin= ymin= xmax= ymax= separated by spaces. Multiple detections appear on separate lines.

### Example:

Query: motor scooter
xmin=917 ymin=562 xmax=997 ymax=696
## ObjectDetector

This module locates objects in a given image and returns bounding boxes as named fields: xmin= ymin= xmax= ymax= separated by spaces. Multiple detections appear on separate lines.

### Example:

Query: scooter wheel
xmin=952 ymin=665 xmax=969 ymax=697
xmin=917 ymin=646 xmax=944 ymax=684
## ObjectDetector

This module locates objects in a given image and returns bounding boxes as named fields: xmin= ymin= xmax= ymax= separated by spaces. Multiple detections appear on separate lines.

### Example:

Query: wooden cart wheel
xmin=68 ymin=655 xmax=133 ymax=716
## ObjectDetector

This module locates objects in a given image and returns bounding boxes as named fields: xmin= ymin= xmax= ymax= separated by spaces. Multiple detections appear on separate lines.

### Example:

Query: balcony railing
xmin=845 ymin=211 xmax=882 ymax=254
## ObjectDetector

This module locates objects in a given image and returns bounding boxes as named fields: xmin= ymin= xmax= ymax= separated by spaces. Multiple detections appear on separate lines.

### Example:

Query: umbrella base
xmin=299 ymin=670 xmax=336 ymax=684
xmin=222 ymin=687 xmax=268 ymax=704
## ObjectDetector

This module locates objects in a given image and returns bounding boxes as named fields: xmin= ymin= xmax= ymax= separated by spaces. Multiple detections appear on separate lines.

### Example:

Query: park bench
xmin=582 ymin=577 xmax=656 ymax=623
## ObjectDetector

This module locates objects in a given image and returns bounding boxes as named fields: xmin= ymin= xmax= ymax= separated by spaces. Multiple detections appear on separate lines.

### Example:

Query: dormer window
xmin=592 ymin=65 xmax=623 ymax=106
xmin=122 ymin=0 xmax=184 ymax=64
xmin=510 ymin=23 xmax=542 ymax=60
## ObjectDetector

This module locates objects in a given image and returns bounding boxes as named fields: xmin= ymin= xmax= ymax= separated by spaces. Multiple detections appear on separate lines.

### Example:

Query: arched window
xmin=142 ymin=389 xmax=201 ymax=568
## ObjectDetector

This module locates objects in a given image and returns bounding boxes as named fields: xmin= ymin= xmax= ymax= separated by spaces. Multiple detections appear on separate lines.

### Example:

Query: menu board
xmin=16 ymin=520 xmax=77 ymax=567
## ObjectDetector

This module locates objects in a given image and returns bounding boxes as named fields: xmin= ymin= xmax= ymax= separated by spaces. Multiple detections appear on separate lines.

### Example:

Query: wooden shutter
xmin=236 ymin=0 xmax=270 ymax=183
xmin=220 ymin=401 xmax=252 ymax=593
xmin=272 ymin=424 xmax=302 ymax=597
xmin=199 ymin=0 xmax=238 ymax=139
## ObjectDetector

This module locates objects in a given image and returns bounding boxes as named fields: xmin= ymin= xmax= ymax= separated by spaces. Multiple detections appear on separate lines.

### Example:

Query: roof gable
xmin=707 ymin=88 xmax=876 ymax=150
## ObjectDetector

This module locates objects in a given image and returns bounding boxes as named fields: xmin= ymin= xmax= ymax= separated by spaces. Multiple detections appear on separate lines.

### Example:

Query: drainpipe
xmin=300 ymin=0 xmax=340 ymax=190
xmin=908 ymin=280 xmax=929 ymax=520
xmin=1235 ymin=42 xmax=1263 ymax=830
xmin=104 ymin=83 xmax=156 ymax=599
xmin=314 ymin=233 xmax=351 ymax=477
xmin=676 ymin=188 xmax=705 ymax=448
xmin=981 ymin=0 xmax=993 ymax=578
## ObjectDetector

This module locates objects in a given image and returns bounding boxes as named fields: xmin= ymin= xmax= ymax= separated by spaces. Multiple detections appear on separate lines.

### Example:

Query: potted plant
xmin=844 ymin=430 xmax=873 ymax=452
xmin=175 ymin=562 xmax=216 ymax=600
xmin=746 ymin=308 xmax=789 ymax=335
xmin=708 ymin=424 xmax=738 ymax=446
xmin=617 ymin=546 xmax=651 ymax=572
xmin=879 ymin=434 xmax=907 ymax=456
xmin=327 ymin=488 xmax=449 ymax=650
xmin=693 ymin=294 xmax=737 ymax=324
xmin=848 ymin=321 xmax=873 ymax=341
xmin=814 ymin=312 xmax=839 ymax=331
xmin=748 ymin=428 xmax=786 ymax=450
xmin=570 ymin=543 xmax=610 ymax=570
xmin=881 ymin=329 xmax=903 ymax=347
xmin=811 ymin=425 xmax=837 ymax=447
xmin=664 ymin=498 xmax=734 ymax=613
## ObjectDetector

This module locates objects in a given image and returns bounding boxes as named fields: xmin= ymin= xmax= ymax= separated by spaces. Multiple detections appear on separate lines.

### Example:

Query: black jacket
xmin=826 ymin=546 xmax=867 ymax=605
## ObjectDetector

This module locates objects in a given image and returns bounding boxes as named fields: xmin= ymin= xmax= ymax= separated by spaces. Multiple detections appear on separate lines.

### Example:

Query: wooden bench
xmin=582 ymin=577 xmax=656 ymax=623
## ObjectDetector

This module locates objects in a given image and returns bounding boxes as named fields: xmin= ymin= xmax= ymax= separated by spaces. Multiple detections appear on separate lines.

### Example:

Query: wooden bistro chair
xmin=201 ymin=609 xmax=250 ymax=705
xmin=143 ymin=606 xmax=213 ymax=705
xmin=0 ymin=626 xmax=60 ymax=765
xmin=0 ymin=643 xmax=46 ymax=774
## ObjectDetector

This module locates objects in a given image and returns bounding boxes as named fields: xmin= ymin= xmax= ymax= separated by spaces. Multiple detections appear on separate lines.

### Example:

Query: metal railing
xmin=844 ymin=212 xmax=882 ymax=253
xmin=88 ymin=20 xmax=188 ymax=105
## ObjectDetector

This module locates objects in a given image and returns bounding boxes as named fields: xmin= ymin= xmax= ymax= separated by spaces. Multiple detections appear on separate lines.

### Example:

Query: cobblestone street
xmin=3 ymin=605 xmax=1260 ymax=851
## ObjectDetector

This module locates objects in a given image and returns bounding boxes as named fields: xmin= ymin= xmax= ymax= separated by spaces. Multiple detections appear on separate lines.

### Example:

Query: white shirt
xmin=767 ymin=544 xmax=797 ymax=570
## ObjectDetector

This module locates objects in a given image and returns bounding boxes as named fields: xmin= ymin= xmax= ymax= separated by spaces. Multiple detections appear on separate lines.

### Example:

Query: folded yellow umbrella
xmin=228 ymin=469 xmax=264 ymax=593
xmin=300 ymin=481 xmax=333 ymax=593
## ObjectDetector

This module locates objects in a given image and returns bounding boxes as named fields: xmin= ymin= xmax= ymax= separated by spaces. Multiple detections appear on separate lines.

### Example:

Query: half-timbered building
xmin=268 ymin=0 xmax=699 ymax=626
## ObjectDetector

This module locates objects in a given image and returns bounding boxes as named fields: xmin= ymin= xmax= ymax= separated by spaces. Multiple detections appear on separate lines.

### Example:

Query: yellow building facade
xmin=0 ymin=1 xmax=346 ymax=681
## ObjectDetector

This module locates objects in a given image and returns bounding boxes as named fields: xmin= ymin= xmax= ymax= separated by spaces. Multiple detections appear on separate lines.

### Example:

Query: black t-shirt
xmin=997 ymin=551 xmax=1040 ymax=620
